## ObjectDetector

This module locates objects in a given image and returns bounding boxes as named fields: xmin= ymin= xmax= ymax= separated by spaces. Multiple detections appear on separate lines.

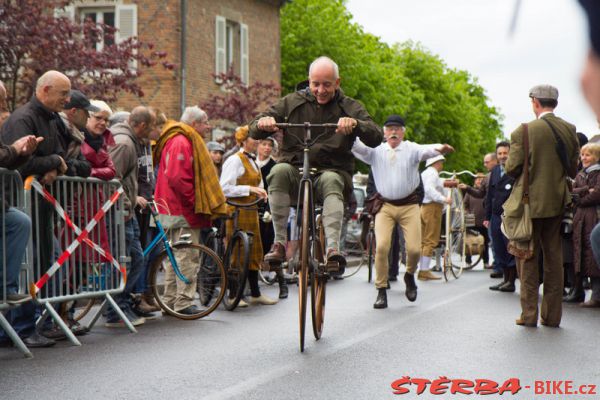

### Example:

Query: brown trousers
xmin=516 ymin=215 xmax=563 ymax=326
xmin=374 ymin=203 xmax=421 ymax=289
xmin=421 ymin=202 xmax=444 ymax=257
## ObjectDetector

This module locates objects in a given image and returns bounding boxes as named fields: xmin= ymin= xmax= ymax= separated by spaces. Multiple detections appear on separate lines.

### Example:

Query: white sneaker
xmin=248 ymin=295 xmax=278 ymax=305
xmin=237 ymin=299 xmax=249 ymax=308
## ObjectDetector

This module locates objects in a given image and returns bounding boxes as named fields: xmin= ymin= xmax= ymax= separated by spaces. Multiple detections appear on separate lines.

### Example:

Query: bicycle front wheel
xmin=149 ymin=242 xmax=226 ymax=320
xmin=311 ymin=214 xmax=326 ymax=340
xmin=222 ymin=231 xmax=250 ymax=311
xmin=298 ymin=183 xmax=311 ymax=352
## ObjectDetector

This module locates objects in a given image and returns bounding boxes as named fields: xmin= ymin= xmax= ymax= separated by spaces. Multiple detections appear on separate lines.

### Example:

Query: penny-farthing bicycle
xmin=274 ymin=122 xmax=341 ymax=352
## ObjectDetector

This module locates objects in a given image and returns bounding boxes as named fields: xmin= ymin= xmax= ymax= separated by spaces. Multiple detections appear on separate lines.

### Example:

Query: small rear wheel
xmin=311 ymin=214 xmax=327 ymax=340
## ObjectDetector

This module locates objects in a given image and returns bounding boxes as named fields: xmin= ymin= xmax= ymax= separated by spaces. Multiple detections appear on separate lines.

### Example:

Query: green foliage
xmin=280 ymin=0 xmax=503 ymax=173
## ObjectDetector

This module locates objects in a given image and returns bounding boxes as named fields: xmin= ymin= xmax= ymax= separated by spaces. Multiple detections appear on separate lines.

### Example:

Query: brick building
xmin=59 ymin=0 xmax=284 ymax=122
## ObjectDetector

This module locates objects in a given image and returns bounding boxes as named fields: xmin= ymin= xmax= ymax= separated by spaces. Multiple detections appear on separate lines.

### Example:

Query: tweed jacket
xmin=504 ymin=113 xmax=579 ymax=219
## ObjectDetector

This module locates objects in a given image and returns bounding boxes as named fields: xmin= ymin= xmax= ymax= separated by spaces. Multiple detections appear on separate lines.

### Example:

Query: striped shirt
xmin=352 ymin=139 xmax=441 ymax=200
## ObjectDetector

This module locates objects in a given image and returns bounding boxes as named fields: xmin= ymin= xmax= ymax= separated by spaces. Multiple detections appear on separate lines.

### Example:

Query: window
xmin=81 ymin=8 xmax=116 ymax=50
xmin=216 ymin=16 xmax=249 ymax=84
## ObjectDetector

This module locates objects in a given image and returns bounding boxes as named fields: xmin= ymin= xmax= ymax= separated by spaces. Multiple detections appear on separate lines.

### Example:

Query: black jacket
xmin=486 ymin=164 xmax=515 ymax=219
xmin=1 ymin=96 xmax=66 ymax=178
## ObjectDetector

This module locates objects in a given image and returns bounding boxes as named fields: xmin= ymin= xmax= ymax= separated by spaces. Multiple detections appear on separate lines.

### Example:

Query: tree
xmin=0 ymin=0 xmax=174 ymax=110
xmin=280 ymin=0 xmax=503 ymax=173
xmin=199 ymin=68 xmax=280 ymax=126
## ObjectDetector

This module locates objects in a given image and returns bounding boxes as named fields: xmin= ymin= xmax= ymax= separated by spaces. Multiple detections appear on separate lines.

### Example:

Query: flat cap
xmin=383 ymin=114 xmax=405 ymax=127
xmin=207 ymin=141 xmax=225 ymax=153
xmin=64 ymin=90 xmax=100 ymax=112
xmin=529 ymin=84 xmax=559 ymax=100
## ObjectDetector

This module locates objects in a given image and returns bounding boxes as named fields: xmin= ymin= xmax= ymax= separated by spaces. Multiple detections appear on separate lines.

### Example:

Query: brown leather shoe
xmin=417 ymin=270 xmax=441 ymax=281
xmin=326 ymin=248 xmax=347 ymax=275
xmin=515 ymin=318 xmax=537 ymax=327
xmin=540 ymin=318 xmax=560 ymax=327
xmin=264 ymin=242 xmax=286 ymax=264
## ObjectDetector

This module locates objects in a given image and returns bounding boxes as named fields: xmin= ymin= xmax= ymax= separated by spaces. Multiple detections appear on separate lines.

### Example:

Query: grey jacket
xmin=108 ymin=122 xmax=144 ymax=214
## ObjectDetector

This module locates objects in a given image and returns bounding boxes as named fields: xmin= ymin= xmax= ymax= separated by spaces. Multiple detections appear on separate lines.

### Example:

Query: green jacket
xmin=504 ymin=113 xmax=579 ymax=219
xmin=249 ymin=88 xmax=383 ymax=193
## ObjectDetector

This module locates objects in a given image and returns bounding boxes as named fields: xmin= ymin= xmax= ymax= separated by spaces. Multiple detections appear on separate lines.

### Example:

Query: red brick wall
xmin=114 ymin=0 xmax=281 ymax=121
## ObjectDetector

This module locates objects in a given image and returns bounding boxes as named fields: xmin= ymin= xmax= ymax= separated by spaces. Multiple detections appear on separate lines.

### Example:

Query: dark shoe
xmin=489 ymin=282 xmax=504 ymax=291
xmin=132 ymin=305 xmax=157 ymax=320
xmin=499 ymin=282 xmax=516 ymax=292
xmin=515 ymin=318 xmax=537 ymax=328
xmin=6 ymin=293 xmax=32 ymax=304
xmin=564 ymin=290 xmax=585 ymax=303
xmin=67 ymin=319 xmax=88 ymax=336
xmin=41 ymin=326 xmax=67 ymax=341
xmin=332 ymin=274 xmax=344 ymax=281
xmin=404 ymin=273 xmax=418 ymax=302
xmin=278 ymin=284 xmax=289 ymax=299
xmin=373 ymin=289 xmax=387 ymax=309
xmin=431 ymin=265 xmax=442 ymax=272
xmin=178 ymin=305 xmax=202 ymax=315
xmin=23 ymin=332 xmax=56 ymax=348
xmin=264 ymin=242 xmax=286 ymax=264
xmin=580 ymin=299 xmax=600 ymax=308
xmin=490 ymin=271 xmax=503 ymax=278
xmin=540 ymin=318 xmax=560 ymax=327
xmin=388 ymin=275 xmax=398 ymax=282
xmin=326 ymin=249 xmax=347 ymax=275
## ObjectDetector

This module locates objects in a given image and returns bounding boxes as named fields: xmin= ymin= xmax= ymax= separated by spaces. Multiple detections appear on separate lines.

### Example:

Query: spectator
xmin=180 ymin=106 xmax=211 ymax=140
xmin=153 ymin=109 xmax=226 ymax=314
xmin=207 ymin=141 xmax=225 ymax=176
xmin=486 ymin=141 xmax=517 ymax=291
xmin=256 ymin=136 xmax=289 ymax=297
xmin=0 ymin=80 xmax=9 ymax=128
xmin=571 ymin=143 xmax=600 ymax=307
xmin=106 ymin=106 xmax=158 ymax=327
xmin=352 ymin=114 xmax=453 ymax=309
xmin=58 ymin=90 xmax=93 ymax=178
xmin=250 ymin=56 xmax=383 ymax=273
xmin=463 ymin=173 xmax=491 ymax=269
xmin=220 ymin=126 xmax=275 ymax=306
xmin=505 ymin=84 xmax=579 ymax=328
xmin=419 ymin=155 xmax=451 ymax=281
xmin=0 ymin=71 xmax=72 ymax=347
xmin=108 ymin=111 xmax=130 ymax=128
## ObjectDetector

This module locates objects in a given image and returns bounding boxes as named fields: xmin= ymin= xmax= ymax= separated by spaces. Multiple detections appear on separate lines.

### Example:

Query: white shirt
xmin=421 ymin=166 xmax=447 ymax=204
xmin=220 ymin=150 xmax=264 ymax=198
xmin=352 ymin=138 xmax=441 ymax=199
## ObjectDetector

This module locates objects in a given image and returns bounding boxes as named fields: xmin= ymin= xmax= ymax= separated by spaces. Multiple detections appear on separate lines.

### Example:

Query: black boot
xmin=564 ymin=273 xmax=585 ymax=303
xmin=277 ymin=270 xmax=288 ymax=299
xmin=499 ymin=268 xmax=516 ymax=292
xmin=490 ymin=269 xmax=507 ymax=291
xmin=373 ymin=288 xmax=387 ymax=309
xmin=404 ymin=273 xmax=418 ymax=302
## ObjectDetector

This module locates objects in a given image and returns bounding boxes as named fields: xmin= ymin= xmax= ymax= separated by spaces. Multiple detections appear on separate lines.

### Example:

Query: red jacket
xmin=154 ymin=134 xmax=211 ymax=228
xmin=81 ymin=129 xmax=116 ymax=180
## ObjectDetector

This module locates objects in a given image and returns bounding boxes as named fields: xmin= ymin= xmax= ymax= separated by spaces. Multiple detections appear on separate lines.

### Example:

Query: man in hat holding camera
xmin=353 ymin=115 xmax=453 ymax=309
xmin=504 ymin=84 xmax=578 ymax=328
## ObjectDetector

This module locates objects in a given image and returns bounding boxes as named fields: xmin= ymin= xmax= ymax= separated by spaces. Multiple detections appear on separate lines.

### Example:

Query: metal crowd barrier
xmin=0 ymin=168 xmax=33 ymax=358
xmin=23 ymin=175 xmax=130 ymax=348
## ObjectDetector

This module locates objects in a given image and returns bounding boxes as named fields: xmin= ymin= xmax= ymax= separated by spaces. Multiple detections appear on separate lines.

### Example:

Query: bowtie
xmin=244 ymin=152 xmax=256 ymax=160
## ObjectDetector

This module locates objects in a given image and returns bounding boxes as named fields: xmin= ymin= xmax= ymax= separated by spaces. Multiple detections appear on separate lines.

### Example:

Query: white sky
xmin=345 ymin=0 xmax=596 ymax=139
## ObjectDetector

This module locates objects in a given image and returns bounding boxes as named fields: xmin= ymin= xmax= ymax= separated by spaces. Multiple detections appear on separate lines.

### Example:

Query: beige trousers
xmin=421 ymin=202 xmax=443 ymax=257
xmin=374 ymin=203 xmax=421 ymax=289
xmin=162 ymin=227 xmax=201 ymax=312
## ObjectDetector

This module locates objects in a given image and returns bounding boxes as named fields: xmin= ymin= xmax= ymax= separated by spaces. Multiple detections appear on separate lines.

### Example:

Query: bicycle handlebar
xmin=274 ymin=123 xmax=338 ymax=129
xmin=226 ymin=197 xmax=264 ymax=208
xmin=440 ymin=170 xmax=478 ymax=178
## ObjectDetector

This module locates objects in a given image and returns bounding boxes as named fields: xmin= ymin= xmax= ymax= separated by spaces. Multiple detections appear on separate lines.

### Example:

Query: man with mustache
xmin=353 ymin=115 xmax=454 ymax=309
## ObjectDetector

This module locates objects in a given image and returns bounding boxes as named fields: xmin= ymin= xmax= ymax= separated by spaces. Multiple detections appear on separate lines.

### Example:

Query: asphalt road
xmin=2 ymin=262 xmax=600 ymax=400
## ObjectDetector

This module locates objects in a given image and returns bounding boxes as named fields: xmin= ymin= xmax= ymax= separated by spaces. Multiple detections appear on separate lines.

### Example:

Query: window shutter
xmin=54 ymin=5 xmax=75 ymax=20
xmin=115 ymin=4 xmax=137 ymax=43
xmin=240 ymin=23 xmax=249 ymax=85
xmin=215 ymin=16 xmax=226 ymax=76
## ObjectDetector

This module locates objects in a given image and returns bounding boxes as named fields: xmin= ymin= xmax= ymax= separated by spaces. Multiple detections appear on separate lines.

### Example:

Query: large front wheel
xmin=298 ymin=183 xmax=311 ymax=352
xmin=311 ymin=214 xmax=327 ymax=340
xmin=149 ymin=243 xmax=226 ymax=320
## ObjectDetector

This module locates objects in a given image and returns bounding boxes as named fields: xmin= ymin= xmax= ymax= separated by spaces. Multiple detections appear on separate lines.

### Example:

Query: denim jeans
xmin=0 ymin=208 xmax=31 ymax=296
xmin=107 ymin=216 xmax=145 ymax=318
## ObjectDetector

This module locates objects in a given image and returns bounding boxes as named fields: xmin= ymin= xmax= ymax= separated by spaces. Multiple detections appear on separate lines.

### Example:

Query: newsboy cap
xmin=207 ymin=141 xmax=225 ymax=153
xmin=529 ymin=84 xmax=559 ymax=100
xmin=64 ymin=90 xmax=100 ymax=112
xmin=383 ymin=115 xmax=405 ymax=127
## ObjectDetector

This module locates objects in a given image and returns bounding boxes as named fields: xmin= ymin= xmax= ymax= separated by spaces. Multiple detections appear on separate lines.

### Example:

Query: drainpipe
xmin=180 ymin=0 xmax=187 ymax=115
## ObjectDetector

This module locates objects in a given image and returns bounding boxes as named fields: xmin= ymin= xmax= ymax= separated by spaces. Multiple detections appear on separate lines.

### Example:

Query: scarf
xmin=153 ymin=120 xmax=227 ymax=217
xmin=84 ymin=128 xmax=105 ymax=153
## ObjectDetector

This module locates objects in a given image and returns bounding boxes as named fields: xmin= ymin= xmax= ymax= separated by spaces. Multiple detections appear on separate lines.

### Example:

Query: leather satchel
xmin=364 ymin=193 xmax=384 ymax=216
xmin=501 ymin=124 xmax=534 ymax=259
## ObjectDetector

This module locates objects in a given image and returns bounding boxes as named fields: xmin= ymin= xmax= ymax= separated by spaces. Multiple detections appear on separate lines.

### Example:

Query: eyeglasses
xmin=385 ymin=126 xmax=403 ymax=132
xmin=91 ymin=114 xmax=109 ymax=122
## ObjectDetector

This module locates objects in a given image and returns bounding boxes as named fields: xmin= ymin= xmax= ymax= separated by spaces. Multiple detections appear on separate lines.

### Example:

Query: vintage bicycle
xmin=271 ymin=122 xmax=344 ymax=352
